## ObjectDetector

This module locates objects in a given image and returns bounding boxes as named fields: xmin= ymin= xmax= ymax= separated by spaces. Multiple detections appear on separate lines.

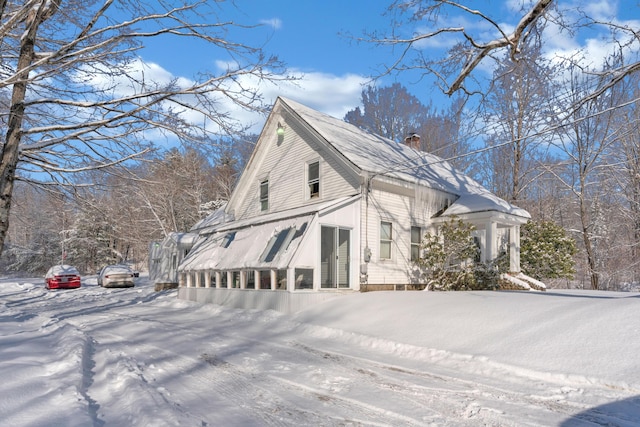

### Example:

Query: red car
xmin=45 ymin=265 xmax=82 ymax=289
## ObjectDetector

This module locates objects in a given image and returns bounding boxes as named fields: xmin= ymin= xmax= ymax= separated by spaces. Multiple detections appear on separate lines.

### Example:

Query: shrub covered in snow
xmin=415 ymin=217 xmax=499 ymax=291
xmin=521 ymin=220 xmax=576 ymax=281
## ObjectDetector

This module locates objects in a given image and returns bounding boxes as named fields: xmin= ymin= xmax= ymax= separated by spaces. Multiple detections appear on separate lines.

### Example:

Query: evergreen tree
xmin=521 ymin=220 xmax=577 ymax=281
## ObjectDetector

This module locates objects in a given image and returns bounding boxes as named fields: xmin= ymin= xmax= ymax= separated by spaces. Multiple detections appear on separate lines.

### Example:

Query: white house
xmin=175 ymin=97 xmax=532 ymax=313
xmin=148 ymin=232 xmax=198 ymax=290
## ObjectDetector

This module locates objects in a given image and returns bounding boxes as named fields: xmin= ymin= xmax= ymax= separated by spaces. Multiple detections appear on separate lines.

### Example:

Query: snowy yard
xmin=1 ymin=275 xmax=640 ymax=426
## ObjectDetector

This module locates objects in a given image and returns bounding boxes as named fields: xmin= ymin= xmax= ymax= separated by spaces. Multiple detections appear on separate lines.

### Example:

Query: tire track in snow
xmin=39 ymin=286 xmax=633 ymax=427
xmin=71 ymin=311 xmax=542 ymax=426
xmin=286 ymin=341 xmax=591 ymax=426
xmin=111 ymin=309 xmax=595 ymax=425
xmin=79 ymin=336 xmax=105 ymax=427
xmin=84 ymin=325 xmax=431 ymax=426
xmin=118 ymin=312 xmax=606 ymax=426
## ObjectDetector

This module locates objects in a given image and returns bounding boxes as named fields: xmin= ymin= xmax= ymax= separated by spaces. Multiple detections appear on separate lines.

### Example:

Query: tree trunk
xmin=0 ymin=6 xmax=43 ymax=258
xmin=579 ymin=192 xmax=599 ymax=290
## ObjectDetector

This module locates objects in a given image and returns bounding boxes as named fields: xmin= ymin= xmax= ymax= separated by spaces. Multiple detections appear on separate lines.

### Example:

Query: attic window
xmin=308 ymin=161 xmax=319 ymax=199
xmin=260 ymin=179 xmax=269 ymax=212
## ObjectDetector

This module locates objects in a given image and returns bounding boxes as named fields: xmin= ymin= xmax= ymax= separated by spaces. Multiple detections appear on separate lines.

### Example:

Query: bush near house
xmin=415 ymin=217 xmax=501 ymax=291
xmin=520 ymin=220 xmax=577 ymax=281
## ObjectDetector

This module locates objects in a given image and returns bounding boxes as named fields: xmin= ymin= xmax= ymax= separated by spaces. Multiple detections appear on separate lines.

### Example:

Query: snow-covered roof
xmin=190 ymin=203 xmax=233 ymax=232
xmin=280 ymin=97 xmax=530 ymax=219
xmin=179 ymin=214 xmax=312 ymax=272
xmin=441 ymin=193 xmax=528 ymax=218
xmin=178 ymin=196 xmax=358 ymax=271
xmin=166 ymin=232 xmax=199 ymax=249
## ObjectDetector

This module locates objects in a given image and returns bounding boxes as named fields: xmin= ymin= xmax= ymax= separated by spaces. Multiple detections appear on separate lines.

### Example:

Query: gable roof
xmin=279 ymin=97 xmax=530 ymax=219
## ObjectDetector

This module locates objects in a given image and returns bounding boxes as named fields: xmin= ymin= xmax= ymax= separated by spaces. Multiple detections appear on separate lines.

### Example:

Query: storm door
xmin=320 ymin=226 xmax=350 ymax=289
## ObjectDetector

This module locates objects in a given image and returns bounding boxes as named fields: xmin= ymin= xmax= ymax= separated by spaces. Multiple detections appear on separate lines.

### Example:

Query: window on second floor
xmin=308 ymin=161 xmax=319 ymax=199
xmin=411 ymin=226 xmax=421 ymax=262
xmin=260 ymin=179 xmax=269 ymax=212
xmin=380 ymin=221 xmax=392 ymax=259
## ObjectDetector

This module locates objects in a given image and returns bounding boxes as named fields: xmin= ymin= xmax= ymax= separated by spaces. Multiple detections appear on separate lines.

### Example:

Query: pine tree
xmin=521 ymin=220 xmax=577 ymax=281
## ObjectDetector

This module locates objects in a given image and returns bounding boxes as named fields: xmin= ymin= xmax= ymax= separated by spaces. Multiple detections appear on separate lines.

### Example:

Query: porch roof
xmin=178 ymin=214 xmax=313 ymax=272
xmin=441 ymin=193 xmax=530 ymax=219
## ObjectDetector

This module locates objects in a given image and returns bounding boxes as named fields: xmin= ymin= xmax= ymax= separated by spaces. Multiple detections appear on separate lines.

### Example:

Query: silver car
xmin=98 ymin=265 xmax=136 ymax=288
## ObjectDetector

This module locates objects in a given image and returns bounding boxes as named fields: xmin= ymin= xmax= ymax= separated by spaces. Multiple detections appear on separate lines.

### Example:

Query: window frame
xmin=259 ymin=179 xmax=269 ymax=212
xmin=307 ymin=160 xmax=320 ymax=199
xmin=379 ymin=221 xmax=393 ymax=260
xmin=411 ymin=226 xmax=422 ymax=262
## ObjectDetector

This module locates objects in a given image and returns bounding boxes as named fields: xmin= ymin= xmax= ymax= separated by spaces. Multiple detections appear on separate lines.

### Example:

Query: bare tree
xmin=3 ymin=183 xmax=62 ymax=272
xmin=363 ymin=1 xmax=640 ymax=289
xmin=132 ymin=148 xmax=218 ymax=236
xmin=550 ymin=66 xmax=620 ymax=290
xmin=344 ymin=83 xmax=469 ymax=170
xmin=480 ymin=26 xmax=557 ymax=203
xmin=608 ymin=75 xmax=640 ymax=286
xmin=369 ymin=1 xmax=640 ymax=105
xmin=0 ymin=0 xmax=288 ymax=257
xmin=344 ymin=83 xmax=427 ymax=142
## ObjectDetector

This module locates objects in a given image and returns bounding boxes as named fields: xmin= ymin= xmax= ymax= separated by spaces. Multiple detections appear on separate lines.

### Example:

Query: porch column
xmin=215 ymin=271 xmax=221 ymax=288
xmin=186 ymin=273 xmax=193 ymax=288
xmin=287 ymin=268 xmax=294 ymax=292
xmin=270 ymin=270 xmax=277 ymax=290
xmin=478 ymin=230 xmax=487 ymax=263
xmin=486 ymin=220 xmax=497 ymax=262
xmin=205 ymin=271 xmax=211 ymax=288
xmin=509 ymin=224 xmax=521 ymax=273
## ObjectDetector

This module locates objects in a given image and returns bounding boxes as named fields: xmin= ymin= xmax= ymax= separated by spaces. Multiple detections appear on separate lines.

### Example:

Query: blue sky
xmin=137 ymin=1 xmax=640 ymax=133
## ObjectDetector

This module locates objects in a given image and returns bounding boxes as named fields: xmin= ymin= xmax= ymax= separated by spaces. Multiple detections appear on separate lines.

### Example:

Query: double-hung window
xmin=411 ymin=226 xmax=421 ymax=262
xmin=260 ymin=179 xmax=269 ymax=212
xmin=308 ymin=161 xmax=319 ymax=199
xmin=380 ymin=221 xmax=392 ymax=259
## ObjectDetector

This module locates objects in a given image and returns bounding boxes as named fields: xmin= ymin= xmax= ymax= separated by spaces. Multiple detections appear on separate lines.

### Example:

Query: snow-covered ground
xmin=2 ymin=275 xmax=640 ymax=426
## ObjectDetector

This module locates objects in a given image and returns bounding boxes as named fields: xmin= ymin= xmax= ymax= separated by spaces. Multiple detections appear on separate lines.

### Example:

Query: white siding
xmin=361 ymin=184 xmax=454 ymax=285
xmin=233 ymin=118 xmax=360 ymax=220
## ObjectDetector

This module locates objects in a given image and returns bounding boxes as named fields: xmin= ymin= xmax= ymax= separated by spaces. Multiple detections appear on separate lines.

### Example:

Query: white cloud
xmin=222 ymin=69 xmax=369 ymax=134
xmin=578 ymin=0 xmax=617 ymax=20
xmin=259 ymin=18 xmax=282 ymax=30
xmin=74 ymin=57 xmax=369 ymax=138
xmin=264 ymin=70 xmax=369 ymax=117
xmin=74 ymin=58 xmax=188 ymax=97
